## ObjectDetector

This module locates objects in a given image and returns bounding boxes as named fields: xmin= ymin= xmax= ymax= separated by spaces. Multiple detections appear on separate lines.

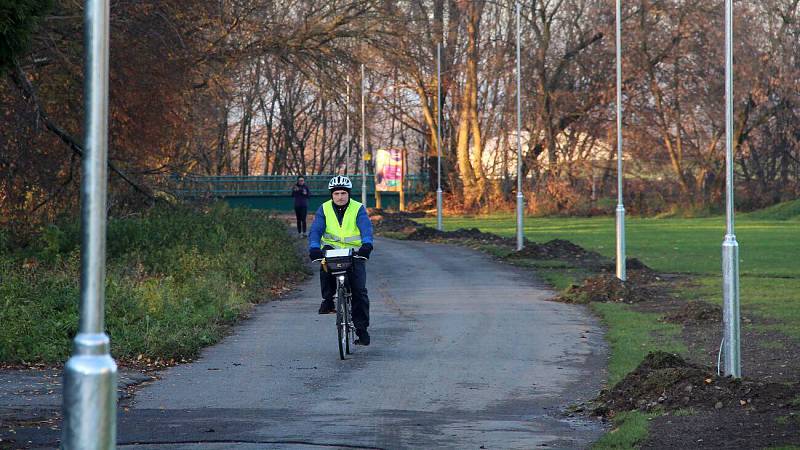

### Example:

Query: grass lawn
xmin=417 ymin=214 xmax=800 ymax=277
xmin=416 ymin=214 xmax=800 ymax=330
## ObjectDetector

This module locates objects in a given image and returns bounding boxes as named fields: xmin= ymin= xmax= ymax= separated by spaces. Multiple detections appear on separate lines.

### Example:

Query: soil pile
xmin=369 ymin=209 xmax=426 ymax=219
xmin=508 ymin=239 xmax=601 ymax=260
xmin=507 ymin=241 xmax=658 ymax=276
xmin=595 ymin=351 xmax=800 ymax=417
xmin=557 ymin=272 xmax=657 ymax=304
xmin=406 ymin=226 xmax=510 ymax=244
xmin=626 ymin=257 xmax=651 ymax=271
xmin=663 ymin=301 xmax=722 ymax=324
xmin=371 ymin=213 xmax=423 ymax=234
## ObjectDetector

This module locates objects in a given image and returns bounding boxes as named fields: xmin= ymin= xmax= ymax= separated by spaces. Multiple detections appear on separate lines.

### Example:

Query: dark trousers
xmin=320 ymin=260 xmax=369 ymax=330
xmin=294 ymin=206 xmax=307 ymax=233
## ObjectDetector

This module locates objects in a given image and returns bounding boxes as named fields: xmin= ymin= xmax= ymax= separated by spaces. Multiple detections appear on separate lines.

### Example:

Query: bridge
xmin=171 ymin=174 xmax=430 ymax=211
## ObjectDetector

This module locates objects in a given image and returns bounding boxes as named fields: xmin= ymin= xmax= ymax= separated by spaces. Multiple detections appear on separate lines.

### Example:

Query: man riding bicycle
xmin=308 ymin=175 xmax=374 ymax=346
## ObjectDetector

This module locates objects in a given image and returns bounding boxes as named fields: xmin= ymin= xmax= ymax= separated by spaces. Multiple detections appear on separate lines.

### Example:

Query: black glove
xmin=356 ymin=243 xmax=373 ymax=259
xmin=309 ymin=247 xmax=324 ymax=261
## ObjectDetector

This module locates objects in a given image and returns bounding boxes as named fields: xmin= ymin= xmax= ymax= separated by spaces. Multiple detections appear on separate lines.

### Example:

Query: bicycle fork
xmin=336 ymin=275 xmax=346 ymax=329
xmin=336 ymin=275 xmax=354 ymax=335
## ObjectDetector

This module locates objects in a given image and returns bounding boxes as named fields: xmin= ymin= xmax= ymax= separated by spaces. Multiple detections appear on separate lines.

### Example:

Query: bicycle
xmin=313 ymin=248 xmax=367 ymax=360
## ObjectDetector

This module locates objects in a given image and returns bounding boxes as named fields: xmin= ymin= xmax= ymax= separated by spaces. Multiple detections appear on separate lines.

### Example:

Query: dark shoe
xmin=354 ymin=329 xmax=370 ymax=346
xmin=318 ymin=299 xmax=335 ymax=314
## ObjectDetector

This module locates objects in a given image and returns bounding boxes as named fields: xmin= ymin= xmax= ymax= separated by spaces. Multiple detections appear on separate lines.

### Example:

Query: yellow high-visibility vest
xmin=321 ymin=199 xmax=363 ymax=249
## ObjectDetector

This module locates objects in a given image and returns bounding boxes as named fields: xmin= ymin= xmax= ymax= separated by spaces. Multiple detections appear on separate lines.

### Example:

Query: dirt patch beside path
xmin=595 ymin=351 xmax=799 ymax=416
xmin=662 ymin=301 xmax=722 ymax=324
xmin=596 ymin=351 xmax=800 ymax=449
xmin=556 ymin=271 xmax=661 ymax=304
xmin=406 ymin=226 xmax=512 ymax=244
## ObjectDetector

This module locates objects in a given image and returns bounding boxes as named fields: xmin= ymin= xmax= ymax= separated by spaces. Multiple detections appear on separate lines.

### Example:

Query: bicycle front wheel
xmin=336 ymin=285 xmax=346 ymax=360
xmin=344 ymin=291 xmax=352 ymax=355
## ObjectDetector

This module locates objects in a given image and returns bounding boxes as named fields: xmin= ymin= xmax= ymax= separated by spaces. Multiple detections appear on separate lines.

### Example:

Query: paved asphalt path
xmin=13 ymin=237 xmax=608 ymax=449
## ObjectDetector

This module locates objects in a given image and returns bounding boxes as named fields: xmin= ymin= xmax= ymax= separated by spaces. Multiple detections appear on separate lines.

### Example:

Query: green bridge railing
xmin=173 ymin=174 xmax=429 ymax=197
xmin=171 ymin=174 xmax=430 ymax=211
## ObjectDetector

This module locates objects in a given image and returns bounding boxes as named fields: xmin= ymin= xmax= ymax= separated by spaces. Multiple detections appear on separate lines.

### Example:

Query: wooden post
xmin=375 ymin=191 xmax=382 ymax=209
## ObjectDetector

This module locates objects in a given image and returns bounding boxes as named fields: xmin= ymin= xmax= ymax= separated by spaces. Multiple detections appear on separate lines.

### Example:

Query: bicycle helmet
xmin=328 ymin=175 xmax=353 ymax=192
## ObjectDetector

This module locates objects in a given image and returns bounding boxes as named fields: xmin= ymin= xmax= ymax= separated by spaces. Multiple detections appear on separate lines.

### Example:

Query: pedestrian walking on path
xmin=292 ymin=175 xmax=310 ymax=236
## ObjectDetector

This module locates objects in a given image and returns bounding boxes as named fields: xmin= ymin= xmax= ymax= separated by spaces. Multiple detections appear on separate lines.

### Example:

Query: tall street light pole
xmin=346 ymin=75 xmax=350 ymax=175
xmin=62 ymin=0 xmax=118 ymax=448
xmin=722 ymin=0 xmax=741 ymax=378
xmin=615 ymin=0 xmax=626 ymax=281
xmin=436 ymin=44 xmax=443 ymax=231
xmin=361 ymin=64 xmax=367 ymax=206
xmin=515 ymin=1 xmax=524 ymax=251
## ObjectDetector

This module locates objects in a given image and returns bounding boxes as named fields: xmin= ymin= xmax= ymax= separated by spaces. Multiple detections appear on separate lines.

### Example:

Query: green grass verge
xmin=0 ymin=204 xmax=305 ymax=363
xmin=591 ymin=303 xmax=686 ymax=386
xmin=592 ymin=411 xmax=653 ymax=449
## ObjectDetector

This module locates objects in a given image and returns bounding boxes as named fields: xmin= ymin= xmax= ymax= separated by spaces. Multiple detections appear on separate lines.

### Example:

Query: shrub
xmin=0 ymin=203 xmax=304 ymax=363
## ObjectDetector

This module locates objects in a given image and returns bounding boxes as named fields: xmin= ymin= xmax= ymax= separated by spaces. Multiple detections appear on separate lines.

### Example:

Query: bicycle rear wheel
xmin=336 ymin=284 xmax=346 ymax=360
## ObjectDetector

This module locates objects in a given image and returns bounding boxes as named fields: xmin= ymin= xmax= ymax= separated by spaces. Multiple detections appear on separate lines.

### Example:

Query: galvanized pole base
xmin=516 ymin=193 xmax=524 ymax=251
xmin=722 ymin=235 xmax=741 ymax=377
xmin=63 ymin=0 xmax=117 ymax=447
xmin=721 ymin=0 xmax=741 ymax=378
xmin=436 ymin=188 xmax=443 ymax=231
xmin=63 ymin=334 xmax=117 ymax=449
xmin=616 ymin=205 xmax=626 ymax=281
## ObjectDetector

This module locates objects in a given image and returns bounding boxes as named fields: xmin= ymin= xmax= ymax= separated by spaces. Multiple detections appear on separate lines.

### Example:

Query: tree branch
xmin=9 ymin=59 xmax=155 ymax=201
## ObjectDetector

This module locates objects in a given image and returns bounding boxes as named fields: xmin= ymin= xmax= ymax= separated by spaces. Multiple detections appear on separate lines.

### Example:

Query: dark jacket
xmin=292 ymin=184 xmax=310 ymax=208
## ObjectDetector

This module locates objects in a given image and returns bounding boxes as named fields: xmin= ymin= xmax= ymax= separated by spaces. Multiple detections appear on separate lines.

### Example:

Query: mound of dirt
xmin=406 ymin=226 xmax=510 ymax=244
xmin=594 ymin=351 xmax=800 ymax=417
xmin=507 ymin=240 xmax=658 ymax=276
xmin=405 ymin=226 xmax=443 ymax=240
xmin=557 ymin=272 xmax=657 ymax=304
xmin=370 ymin=209 xmax=427 ymax=219
xmin=508 ymin=239 xmax=598 ymax=260
xmin=626 ymin=257 xmax=651 ymax=271
xmin=371 ymin=213 xmax=423 ymax=234
xmin=663 ymin=301 xmax=722 ymax=324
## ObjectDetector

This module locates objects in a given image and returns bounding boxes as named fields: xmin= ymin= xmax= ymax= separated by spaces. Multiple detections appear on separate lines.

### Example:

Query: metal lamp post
xmin=615 ymin=0 xmax=626 ymax=281
xmin=515 ymin=1 xmax=524 ymax=251
xmin=62 ymin=0 xmax=118 ymax=448
xmin=436 ymin=44 xmax=443 ymax=231
xmin=346 ymin=75 xmax=350 ymax=175
xmin=722 ymin=0 xmax=741 ymax=378
xmin=361 ymin=64 xmax=367 ymax=205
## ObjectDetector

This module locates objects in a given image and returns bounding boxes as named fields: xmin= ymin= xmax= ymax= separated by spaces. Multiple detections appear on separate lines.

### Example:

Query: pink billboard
xmin=375 ymin=148 xmax=404 ymax=192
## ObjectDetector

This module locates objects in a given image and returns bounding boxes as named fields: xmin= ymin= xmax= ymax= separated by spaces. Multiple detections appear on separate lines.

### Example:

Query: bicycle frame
xmin=313 ymin=248 xmax=365 ymax=359
xmin=335 ymin=274 xmax=355 ymax=358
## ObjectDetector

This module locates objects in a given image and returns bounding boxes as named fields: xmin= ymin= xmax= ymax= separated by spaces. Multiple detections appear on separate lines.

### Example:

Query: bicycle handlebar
xmin=311 ymin=255 xmax=368 ymax=263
